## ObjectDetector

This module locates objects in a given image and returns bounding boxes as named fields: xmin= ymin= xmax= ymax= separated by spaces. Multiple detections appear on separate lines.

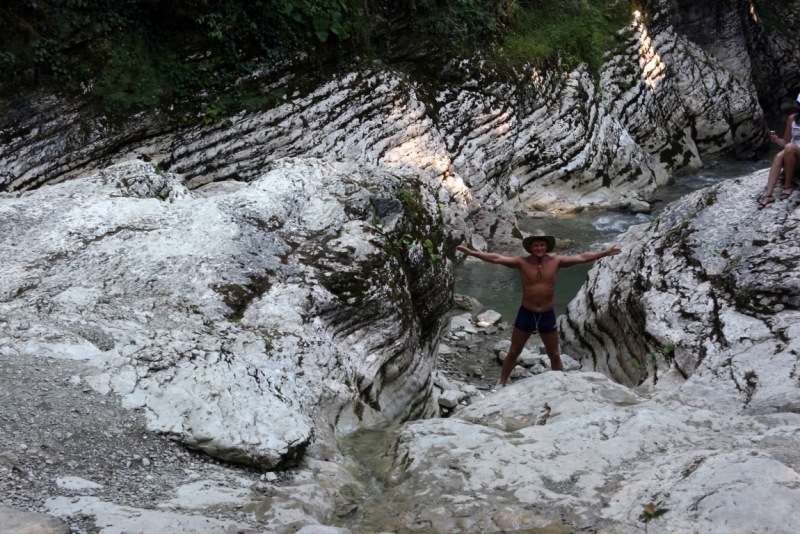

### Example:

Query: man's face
xmin=530 ymin=239 xmax=548 ymax=257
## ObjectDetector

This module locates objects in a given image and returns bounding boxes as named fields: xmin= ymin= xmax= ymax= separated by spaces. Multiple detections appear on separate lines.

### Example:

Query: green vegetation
xmin=423 ymin=238 xmax=442 ymax=261
xmin=1 ymin=0 xmax=638 ymax=121
xmin=393 ymin=233 xmax=420 ymax=252
xmin=639 ymin=503 xmax=669 ymax=534
xmin=502 ymin=0 xmax=635 ymax=72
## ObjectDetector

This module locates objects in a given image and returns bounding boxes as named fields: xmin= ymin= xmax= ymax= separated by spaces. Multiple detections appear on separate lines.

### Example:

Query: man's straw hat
xmin=522 ymin=229 xmax=556 ymax=254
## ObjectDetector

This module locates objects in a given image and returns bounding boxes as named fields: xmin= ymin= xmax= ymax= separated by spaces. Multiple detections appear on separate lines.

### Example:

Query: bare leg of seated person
xmin=782 ymin=144 xmax=799 ymax=199
xmin=761 ymin=150 xmax=785 ymax=208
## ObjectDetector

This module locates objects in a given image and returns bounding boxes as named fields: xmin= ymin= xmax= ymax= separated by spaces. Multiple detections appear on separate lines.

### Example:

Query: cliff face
xmin=0 ymin=0 xmax=778 ymax=260
xmin=672 ymin=0 xmax=800 ymax=114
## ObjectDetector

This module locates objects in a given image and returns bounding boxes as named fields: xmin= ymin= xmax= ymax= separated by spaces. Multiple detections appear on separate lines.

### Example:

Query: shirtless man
xmin=456 ymin=230 xmax=621 ymax=391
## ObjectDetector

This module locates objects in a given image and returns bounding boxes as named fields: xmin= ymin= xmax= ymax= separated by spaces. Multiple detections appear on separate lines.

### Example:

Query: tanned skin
xmin=456 ymin=238 xmax=621 ymax=386
xmin=761 ymin=113 xmax=800 ymax=207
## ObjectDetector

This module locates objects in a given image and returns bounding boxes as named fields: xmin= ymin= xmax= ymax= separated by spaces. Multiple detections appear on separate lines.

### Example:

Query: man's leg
xmin=499 ymin=327 xmax=532 ymax=386
xmin=539 ymin=331 xmax=564 ymax=371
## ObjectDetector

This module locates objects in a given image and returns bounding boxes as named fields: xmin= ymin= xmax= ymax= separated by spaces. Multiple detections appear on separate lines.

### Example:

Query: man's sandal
xmin=758 ymin=195 xmax=774 ymax=209
xmin=781 ymin=188 xmax=794 ymax=200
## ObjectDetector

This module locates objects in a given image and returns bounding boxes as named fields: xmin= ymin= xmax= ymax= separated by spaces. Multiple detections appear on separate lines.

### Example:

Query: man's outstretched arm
xmin=559 ymin=244 xmax=622 ymax=268
xmin=456 ymin=245 xmax=522 ymax=268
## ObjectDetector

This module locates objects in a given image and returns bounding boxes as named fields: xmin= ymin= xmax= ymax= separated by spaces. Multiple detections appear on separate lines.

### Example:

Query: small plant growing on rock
xmin=423 ymin=239 xmax=441 ymax=261
xmin=640 ymin=503 xmax=668 ymax=533
xmin=393 ymin=234 xmax=419 ymax=252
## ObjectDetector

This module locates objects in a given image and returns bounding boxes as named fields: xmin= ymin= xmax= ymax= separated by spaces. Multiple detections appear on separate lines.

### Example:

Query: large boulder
xmin=0 ymin=157 xmax=452 ymax=468
xmin=560 ymin=168 xmax=800 ymax=417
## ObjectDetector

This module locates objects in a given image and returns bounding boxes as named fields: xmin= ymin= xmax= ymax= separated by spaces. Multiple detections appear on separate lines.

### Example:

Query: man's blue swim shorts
xmin=514 ymin=306 xmax=557 ymax=334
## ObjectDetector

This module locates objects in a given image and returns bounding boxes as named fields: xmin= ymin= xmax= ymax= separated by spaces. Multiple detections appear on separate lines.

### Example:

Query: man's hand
xmin=606 ymin=244 xmax=622 ymax=257
xmin=456 ymin=245 xmax=474 ymax=256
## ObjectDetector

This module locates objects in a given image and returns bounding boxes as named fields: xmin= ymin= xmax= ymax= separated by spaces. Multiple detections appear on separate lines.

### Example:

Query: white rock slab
xmin=560 ymin=354 xmax=581 ymax=371
xmin=296 ymin=526 xmax=353 ymax=534
xmin=437 ymin=344 xmax=454 ymax=355
xmin=438 ymin=390 xmax=467 ymax=409
xmin=0 ymin=158 xmax=449 ymax=469
xmin=161 ymin=480 xmax=254 ymax=510
xmin=0 ymin=505 xmax=69 ymax=534
xmin=55 ymin=477 xmax=103 ymax=491
xmin=46 ymin=497 xmax=254 ymax=534
xmin=362 ymin=372 xmax=800 ymax=533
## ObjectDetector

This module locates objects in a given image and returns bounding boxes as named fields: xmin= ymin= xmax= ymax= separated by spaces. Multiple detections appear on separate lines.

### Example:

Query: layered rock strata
xmin=672 ymin=0 xmax=800 ymax=114
xmin=561 ymin=168 xmax=800 ymax=418
xmin=0 ymin=158 xmax=451 ymax=468
xmin=0 ymin=1 xmax=769 ymax=238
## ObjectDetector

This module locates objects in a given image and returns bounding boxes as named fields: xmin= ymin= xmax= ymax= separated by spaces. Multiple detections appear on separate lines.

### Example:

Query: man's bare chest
xmin=519 ymin=259 xmax=558 ymax=283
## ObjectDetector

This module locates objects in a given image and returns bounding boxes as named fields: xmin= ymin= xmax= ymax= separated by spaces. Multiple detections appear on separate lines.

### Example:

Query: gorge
xmin=2 ymin=1 xmax=800 ymax=533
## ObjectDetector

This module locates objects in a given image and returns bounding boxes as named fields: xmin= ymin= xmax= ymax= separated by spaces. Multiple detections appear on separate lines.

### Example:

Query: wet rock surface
xmin=335 ymin=371 xmax=800 ymax=534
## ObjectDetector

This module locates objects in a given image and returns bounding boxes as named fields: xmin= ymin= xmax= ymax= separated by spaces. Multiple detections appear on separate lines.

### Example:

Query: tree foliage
xmin=0 ymin=0 xmax=636 ymax=120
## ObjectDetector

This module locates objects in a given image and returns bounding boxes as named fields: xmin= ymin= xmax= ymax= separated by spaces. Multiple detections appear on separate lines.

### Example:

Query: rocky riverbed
xmin=4 ymin=1 xmax=800 ymax=533
xmin=0 ymin=164 xmax=800 ymax=534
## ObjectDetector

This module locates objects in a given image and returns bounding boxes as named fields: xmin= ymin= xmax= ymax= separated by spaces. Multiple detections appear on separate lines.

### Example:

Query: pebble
xmin=0 ymin=451 xmax=19 ymax=466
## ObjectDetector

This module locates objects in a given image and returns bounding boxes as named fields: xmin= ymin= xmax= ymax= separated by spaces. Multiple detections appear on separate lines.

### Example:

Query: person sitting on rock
xmin=457 ymin=230 xmax=621 ymax=392
xmin=759 ymin=94 xmax=800 ymax=209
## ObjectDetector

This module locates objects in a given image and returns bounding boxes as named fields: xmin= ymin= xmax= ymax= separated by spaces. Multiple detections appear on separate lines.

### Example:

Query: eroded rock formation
xmin=561 ymin=168 xmax=800 ymax=419
xmin=0 ymin=158 xmax=451 ymax=468
xmin=0 ymin=0 xmax=778 ymax=251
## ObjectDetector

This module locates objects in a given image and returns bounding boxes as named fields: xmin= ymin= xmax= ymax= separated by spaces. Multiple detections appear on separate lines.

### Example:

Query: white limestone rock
xmin=561 ymin=169 xmax=800 ymax=418
xmin=449 ymin=314 xmax=474 ymax=332
xmin=0 ymin=158 xmax=451 ymax=469
xmin=0 ymin=6 xmax=770 ymax=254
xmin=46 ymin=497 xmax=255 ymax=534
xmin=354 ymin=373 xmax=800 ymax=533
xmin=0 ymin=505 xmax=69 ymax=534
xmin=509 ymin=366 xmax=531 ymax=379
xmin=452 ymin=294 xmax=482 ymax=311
xmin=55 ymin=476 xmax=103 ymax=491
xmin=492 ymin=339 xmax=511 ymax=357
xmin=476 ymin=310 xmax=501 ymax=327
xmin=518 ymin=351 xmax=544 ymax=367
xmin=560 ymin=353 xmax=581 ymax=371
xmin=438 ymin=390 xmax=467 ymax=409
